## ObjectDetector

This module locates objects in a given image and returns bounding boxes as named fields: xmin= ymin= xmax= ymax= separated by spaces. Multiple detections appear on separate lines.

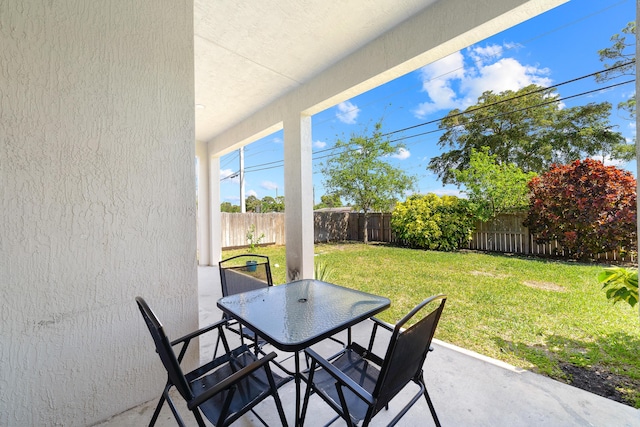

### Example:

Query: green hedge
xmin=391 ymin=194 xmax=474 ymax=251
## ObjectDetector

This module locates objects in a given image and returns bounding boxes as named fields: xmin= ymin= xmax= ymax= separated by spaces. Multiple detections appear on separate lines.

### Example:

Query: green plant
xmin=598 ymin=266 xmax=639 ymax=307
xmin=524 ymin=159 xmax=637 ymax=260
xmin=452 ymin=146 xmax=536 ymax=221
xmin=246 ymin=224 xmax=265 ymax=253
xmin=391 ymin=193 xmax=474 ymax=251
xmin=314 ymin=261 xmax=333 ymax=281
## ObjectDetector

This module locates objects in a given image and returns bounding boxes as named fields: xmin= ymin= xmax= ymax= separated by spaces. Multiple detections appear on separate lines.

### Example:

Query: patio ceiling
xmin=193 ymin=0 xmax=438 ymax=143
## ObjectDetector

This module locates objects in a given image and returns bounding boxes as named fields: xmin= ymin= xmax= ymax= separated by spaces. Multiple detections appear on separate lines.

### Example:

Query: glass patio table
xmin=217 ymin=279 xmax=391 ymax=426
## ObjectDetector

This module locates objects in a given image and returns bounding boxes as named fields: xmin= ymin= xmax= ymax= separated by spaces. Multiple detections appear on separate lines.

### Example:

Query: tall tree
xmin=245 ymin=195 xmax=261 ymax=212
xmin=220 ymin=201 xmax=240 ymax=213
xmin=452 ymin=147 xmax=536 ymax=221
xmin=596 ymin=21 xmax=636 ymax=120
xmin=261 ymin=195 xmax=285 ymax=212
xmin=428 ymin=85 xmax=627 ymax=184
xmin=322 ymin=121 xmax=416 ymax=243
xmin=315 ymin=193 xmax=342 ymax=209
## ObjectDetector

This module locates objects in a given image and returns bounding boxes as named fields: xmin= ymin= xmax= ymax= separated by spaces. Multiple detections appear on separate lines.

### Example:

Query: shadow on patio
xmin=96 ymin=267 xmax=639 ymax=426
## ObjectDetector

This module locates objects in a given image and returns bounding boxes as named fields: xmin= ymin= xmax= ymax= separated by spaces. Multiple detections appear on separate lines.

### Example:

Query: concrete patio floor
xmin=96 ymin=267 xmax=640 ymax=426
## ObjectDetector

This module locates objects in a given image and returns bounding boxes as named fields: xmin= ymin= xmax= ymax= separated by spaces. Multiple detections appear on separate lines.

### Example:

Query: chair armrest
xmin=188 ymin=351 xmax=278 ymax=410
xmin=305 ymin=348 xmax=374 ymax=405
xmin=369 ymin=316 xmax=393 ymax=332
xmin=170 ymin=318 xmax=228 ymax=347
xmin=367 ymin=317 xmax=394 ymax=353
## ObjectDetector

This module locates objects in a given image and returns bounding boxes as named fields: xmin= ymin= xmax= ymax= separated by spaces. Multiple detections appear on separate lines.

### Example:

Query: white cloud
xmin=461 ymin=58 xmax=551 ymax=100
xmin=261 ymin=181 xmax=278 ymax=191
xmin=220 ymin=168 xmax=239 ymax=184
xmin=247 ymin=189 xmax=258 ymax=198
xmin=336 ymin=101 xmax=360 ymax=124
xmin=413 ymin=44 xmax=552 ymax=119
xmin=313 ymin=140 xmax=327 ymax=149
xmin=427 ymin=188 xmax=463 ymax=197
xmin=391 ymin=147 xmax=410 ymax=160
xmin=271 ymin=137 xmax=283 ymax=144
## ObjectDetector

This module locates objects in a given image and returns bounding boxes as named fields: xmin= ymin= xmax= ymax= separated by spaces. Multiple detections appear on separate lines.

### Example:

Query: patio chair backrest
xmin=373 ymin=295 xmax=446 ymax=410
xmin=219 ymin=254 xmax=273 ymax=297
xmin=135 ymin=297 xmax=193 ymax=401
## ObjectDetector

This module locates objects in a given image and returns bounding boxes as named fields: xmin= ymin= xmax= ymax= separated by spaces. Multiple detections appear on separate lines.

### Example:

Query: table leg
xmin=295 ymin=350 xmax=301 ymax=426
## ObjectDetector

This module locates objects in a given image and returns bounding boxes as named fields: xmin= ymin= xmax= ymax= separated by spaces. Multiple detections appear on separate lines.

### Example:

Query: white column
xmin=210 ymin=150 xmax=223 ymax=264
xmin=284 ymin=113 xmax=314 ymax=281
xmin=240 ymin=146 xmax=246 ymax=212
xmin=636 ymin=3 xmax=640 ymax=314
xmin=196 ymin=141 xmax=211 ymax=266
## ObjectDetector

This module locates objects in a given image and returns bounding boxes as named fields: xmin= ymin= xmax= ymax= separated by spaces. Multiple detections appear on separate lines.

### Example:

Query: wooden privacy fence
xmin=221 ymin=212 xmax=285 ymax=249
xmin=222 ymin=212 xmax=636 ymax=262
xmin=469 ymin=213 xmax=636 ymax=263
xmin=221 ymin=212 xmax=396 ymax=248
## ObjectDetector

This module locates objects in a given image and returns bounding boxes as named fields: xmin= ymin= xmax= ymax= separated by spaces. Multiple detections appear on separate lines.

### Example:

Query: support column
xmin=636 ymin=3 xmax=640 ymax=314
xmin=284 ymin=114 xmax=314 ymax=281
xmin=196 ymin=141 xmax=211 ymax=266
xmin=210 ymin=150 xmax=223 ymax=264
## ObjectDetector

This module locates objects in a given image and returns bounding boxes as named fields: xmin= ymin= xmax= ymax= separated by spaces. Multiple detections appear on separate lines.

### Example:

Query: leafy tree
xmin=428 ymin=85 xmax=627 ymax=184
xmin=322 ymin=121 xmax=416 ymax=243
xmin=524 ymin=159 xmax=637 ymax=260
xmin=220 ymin=201 xmax=240 ymax=212
xmin=274 ymin=196 xmax=285 ymax=212
xmin=453 ymin=147 xmax=536 ymax=221
xmin=314 ymin=193 xmax=343 ymax=210
xmin=391 ymin=194 xmax=474 ymax=251
xmin=261 ymin=195 xmax=285 ymax=212
xmin=596 ymin=21 xmax=636 ymax=120
xmin=245 ymin=195 xmax=261 ymax=212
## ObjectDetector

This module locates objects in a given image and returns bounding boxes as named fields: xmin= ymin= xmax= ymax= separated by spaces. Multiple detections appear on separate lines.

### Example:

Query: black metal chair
xmin=218 ymin=254 xmax=274 ymax=349
xmin=135 ymin=297 xmax=289 ymax=427
xmin=301 ymin=294 xmax=447 ymax=427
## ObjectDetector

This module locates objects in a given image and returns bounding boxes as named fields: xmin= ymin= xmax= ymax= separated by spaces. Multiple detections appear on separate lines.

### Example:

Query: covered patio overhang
xmin=194 ymin=0 xmax=570 ymax=282
xmin=4 ymin=0 xmax=601 ymax=425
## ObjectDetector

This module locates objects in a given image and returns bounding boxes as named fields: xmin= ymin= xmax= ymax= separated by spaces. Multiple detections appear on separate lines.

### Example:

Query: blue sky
xmin=219 ymin=0 xmax=636 ymax=205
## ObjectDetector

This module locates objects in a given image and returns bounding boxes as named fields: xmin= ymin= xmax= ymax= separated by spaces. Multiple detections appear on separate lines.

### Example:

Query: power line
xmin=382 ymin=60 xmax=634 ymax=138
xmin=388 ymin=78 xmax=634 ymax=144
xmin=235 ymin=77 xmax=635 ymax=175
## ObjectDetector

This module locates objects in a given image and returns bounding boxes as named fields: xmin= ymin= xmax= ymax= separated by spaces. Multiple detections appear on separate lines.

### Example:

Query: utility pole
xmin=240 ymin=146 xmax=246 ymax=212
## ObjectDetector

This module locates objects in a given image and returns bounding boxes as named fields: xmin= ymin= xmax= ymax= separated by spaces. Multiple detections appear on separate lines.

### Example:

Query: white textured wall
xmin=0 ymin=1 xmax=197 ymax=425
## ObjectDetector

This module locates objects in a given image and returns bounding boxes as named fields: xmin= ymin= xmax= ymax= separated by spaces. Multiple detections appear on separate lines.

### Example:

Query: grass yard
xmin=223 ymin=243 xmax=640 ymax=407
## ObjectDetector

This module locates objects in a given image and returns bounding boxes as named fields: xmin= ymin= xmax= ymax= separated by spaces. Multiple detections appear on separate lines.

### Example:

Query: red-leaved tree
xmin=524 ymin=159 xmax=637 ymax=260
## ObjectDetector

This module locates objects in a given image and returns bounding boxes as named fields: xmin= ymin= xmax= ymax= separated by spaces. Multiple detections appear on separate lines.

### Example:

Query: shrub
xmin=598 ymin=266 xmax=638 ymax=308
xmin=524 ymin=159 xmax=637 ymax=260
xmin=391 ymin=194 xmax=474 ymax=251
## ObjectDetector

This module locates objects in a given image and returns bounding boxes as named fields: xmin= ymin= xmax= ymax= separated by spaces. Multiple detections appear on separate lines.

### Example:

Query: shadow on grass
xmin=494 ymin=332 xmax=640 ymax=408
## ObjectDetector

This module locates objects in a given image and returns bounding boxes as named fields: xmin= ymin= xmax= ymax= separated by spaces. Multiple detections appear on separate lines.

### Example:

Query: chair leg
xmin=191 ymin=408 xmax=208 ymax=427
xmin=300 ymin=360 xmax=317 ymax=425
xmin=419 ymin=374 xmax=441 ymax=427
xmin=334 ymin=384 xmax=355 ymax=427
xmin=266 ymin=364 xmax=289 ymax=427
xmin=148 ymin=391 xmax=166 ymax=427
xmin=165 ymin=391 xmax=187 ymax=427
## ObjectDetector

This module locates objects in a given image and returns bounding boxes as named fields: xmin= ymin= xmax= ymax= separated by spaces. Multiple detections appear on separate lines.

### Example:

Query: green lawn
xmin=223 ymin=243 xmax=640 ymax=407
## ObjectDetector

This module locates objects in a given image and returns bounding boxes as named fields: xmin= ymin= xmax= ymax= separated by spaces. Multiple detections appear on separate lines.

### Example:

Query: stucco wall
xmin=1 ymin=1 xmax=197 ymax=425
